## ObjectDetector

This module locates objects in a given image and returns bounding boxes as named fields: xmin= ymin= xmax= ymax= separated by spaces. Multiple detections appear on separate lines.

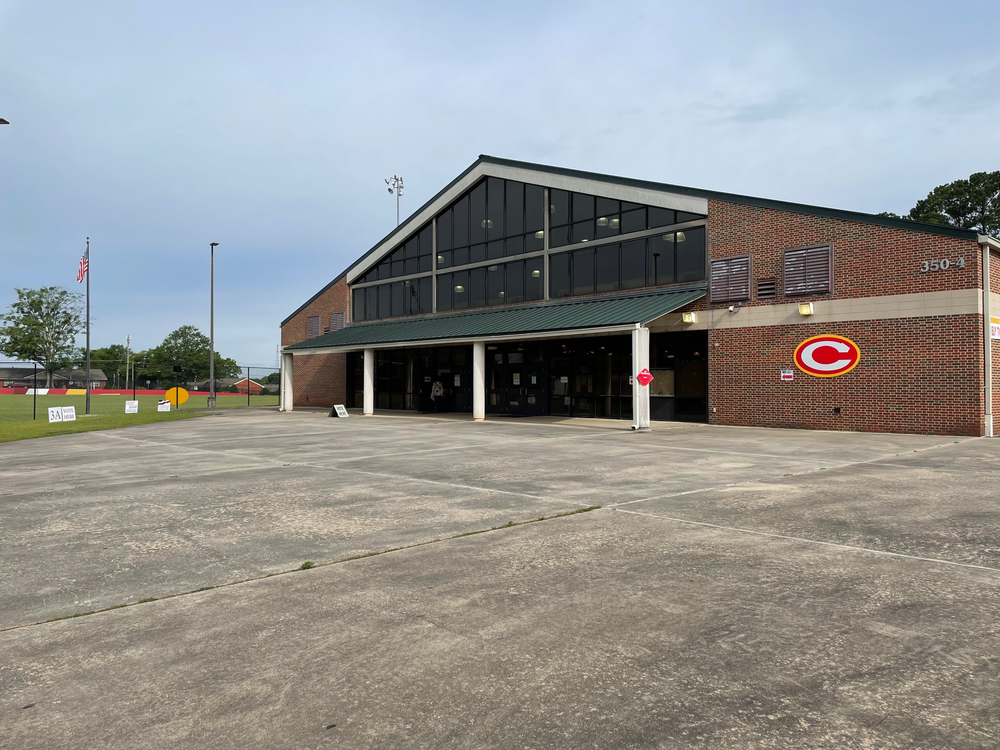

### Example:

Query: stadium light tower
xmin=0 ymin=118 xmax=9 ymax=124
xmin=385 ymin=175 xmax=404 ymax=226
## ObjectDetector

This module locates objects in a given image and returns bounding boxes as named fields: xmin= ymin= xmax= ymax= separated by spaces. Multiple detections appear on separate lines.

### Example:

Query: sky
xmin=2 ymin=0 xmax=998 ymax=366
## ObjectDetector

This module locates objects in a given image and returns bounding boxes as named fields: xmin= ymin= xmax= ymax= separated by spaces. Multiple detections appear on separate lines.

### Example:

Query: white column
xmin=363 ymin=348 xmax=375 ymax=416
xmin=632 ymin=326 xmax=650 ymax=431
xmin=280 ymin=351 xmax=294 ymax=412
xmin=473 ymin=340 xmax=486 ymax=422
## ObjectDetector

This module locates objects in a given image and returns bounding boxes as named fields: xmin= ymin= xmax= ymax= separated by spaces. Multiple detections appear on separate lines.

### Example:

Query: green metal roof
xmin=286 ymin=287 xmax=706 ymax=351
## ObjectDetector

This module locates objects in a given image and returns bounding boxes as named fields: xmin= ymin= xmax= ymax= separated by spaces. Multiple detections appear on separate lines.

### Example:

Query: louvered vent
xmin=710 ymin=256 xmax=751 ymax=303
xmin=306 ymin=315 xmax=321 ymax=339
xmin=756 ymin=278 xmax=776 ymax=300
xmin=330 ymin=312 xmax=345 ymax=331
xmin=784 ymin=246 xmax=830 ymax=296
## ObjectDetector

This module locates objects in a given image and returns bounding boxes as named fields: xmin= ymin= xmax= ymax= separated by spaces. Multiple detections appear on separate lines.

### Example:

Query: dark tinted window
xmin=452 ymin=270 xmax=470 ymax=310
xmin=676 ymin=211 xmax=703 ymax=223
xmin=437 ymin=250 xmax=452 ymax=269
xmin=506 ymin=260 xmax=524 ymax=303
xmin=437 ymin=209 xmax=452 ymax=252
xmin=417 ymin=277 xmax=432 ymax=314
xmin=573 ymin=247 xmax=594 ymax=295
xmin=366 ymin=286 xmax=377 ymax=320
xmin=470 ymin=182 xmax=487 ymax=244
xmin=505 ymin=235 xmax=523 ymax=257
xmin=525 ymin=185 xmax=544 ymax=233
xmin=549 ymin=224 xmax=570 ymax=248
xmin=621 ymin=239 xmax=645 ymax=289
xmin=648 ymin=207 xmax=676 ymax=228
xmin=487 ymin=177 xmax=504 ymax=241
xmin=418 ymin=253 xmax=432 ymax=273
xmin=647 ymin=233 xmax=676 ymax=286
xmin=391 ymin=282 xmax=404 ymax=317
xmin=550 ymin=189 xmax=569 ymax=228
xmin=405 ymin=237 xmax=419 ymax=258
xmin=572 ymin=193 xmax=595 ymax=222
xmin=454 ymin=195 xmax=469 ymax=248
xmin=550 ymin=253 xmax=571 ymax=298
xmin=526 ymin=257 xmax=544 ymax=301
xmin=437 ymin=273 xmax=453 ymax=311
xmin=453 ymin=246 xmax=469 ymax=267
xmin=487 ymin=240 xmax=504 ymax=260
xmin=676 ymin=226 xmax=706 ymax=283
xmin=470 ymin=266 xmax=486 ymax=308
xmin=487 ymin=264 xmax=504 ymax=306
xmin=419 ymin=226 xmax=432 ymax=256
xmin=621 ymin=208 xmax=646 ymax=234
xmin=353 ymin=288 xmax=365 ymax=322
xmin=506 ymin=181 xmax=524 ymax=236
xmin=572 ymin=220 xmax=595 ymax=244
xmin=378 ymin=284 xmax=391 ymax=319
xmin=470 ymin=243 xmax=486 ymax=264
xmin=405 ymin=256 xmax=419 ymax=275
xmin=596 ymin=244 xmax=619 ymax=293
xmin=524 ymin=230 xmax=543 ymax=253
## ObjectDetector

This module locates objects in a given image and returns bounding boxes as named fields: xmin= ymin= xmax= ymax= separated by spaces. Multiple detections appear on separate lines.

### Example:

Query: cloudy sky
xmin=2 ymin=0 xmax=998 ymax=366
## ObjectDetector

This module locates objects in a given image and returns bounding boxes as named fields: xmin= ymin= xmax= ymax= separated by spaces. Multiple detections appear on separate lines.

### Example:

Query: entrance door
xmin=487 ymin=344 xmax=548 ymax=416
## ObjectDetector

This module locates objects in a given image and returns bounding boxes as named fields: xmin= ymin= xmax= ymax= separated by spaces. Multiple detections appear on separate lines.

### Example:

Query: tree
xmin=904 ymin=171 xmax=1000 ymax=236
xmin=0 ymin=287 xmax=84 ymax=387
xmin=138 ymin=325 xmax=241 ymax=386
xmin=86 ymin=344 xmax=129 ymax=388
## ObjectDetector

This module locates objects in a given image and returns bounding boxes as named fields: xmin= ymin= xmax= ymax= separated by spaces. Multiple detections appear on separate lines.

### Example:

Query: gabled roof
xmin=282 ymin=155 xmax=986 ymax=326
xmin=285 ymin=286 xmax=706 ymax=351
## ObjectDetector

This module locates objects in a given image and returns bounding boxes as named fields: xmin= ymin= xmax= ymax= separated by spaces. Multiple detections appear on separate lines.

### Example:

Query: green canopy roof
xmin=286 ymin=287 xmax=705 ymax=351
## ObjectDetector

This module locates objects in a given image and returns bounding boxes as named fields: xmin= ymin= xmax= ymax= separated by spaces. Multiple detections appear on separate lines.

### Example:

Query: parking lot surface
xmin=1 ymin=410 xmax=998 ymax=748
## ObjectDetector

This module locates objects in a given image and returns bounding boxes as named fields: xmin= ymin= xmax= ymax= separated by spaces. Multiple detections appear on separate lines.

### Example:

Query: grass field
xmin=0 ymin=394 xmax=278 ymax=443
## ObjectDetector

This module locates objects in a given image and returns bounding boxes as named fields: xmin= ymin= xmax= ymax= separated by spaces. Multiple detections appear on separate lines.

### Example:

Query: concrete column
xmin=631 ymin=326 xmax=650 ymax=431
xmin=472 ymin=340 xmax=486 ymax=422
xmin=280 ymin=351 xmax=294 ymax=412
xmin=363 ymin=348 xmax=375 ymax=416
xmin=984 ymin=243 xmax=993 ymax=437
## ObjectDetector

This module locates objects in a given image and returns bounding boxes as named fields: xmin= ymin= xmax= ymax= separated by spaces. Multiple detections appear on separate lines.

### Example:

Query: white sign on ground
xmin=157 ymin=400 xmax=171 ymax=412
xmin=332 ymin=404 xmax=349 ymax=418
xmin=125 ymin=400 xmax=139 ymax=414
xmin=49 ymin=406 xmax=77 ymax=423
xmin=47 ymin=407 xmax=62 ymax=423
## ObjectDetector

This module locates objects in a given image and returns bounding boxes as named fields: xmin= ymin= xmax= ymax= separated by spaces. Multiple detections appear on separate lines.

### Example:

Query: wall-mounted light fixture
xmin=531 ymin=269 xmax=541 ymax=278
xmin=681 ymin=312 xmax=697 ymax=324
xmin=534 ymin=230 xmax=545 ymax=239
xmin=798 ymin=302 xmax=814 ymax=316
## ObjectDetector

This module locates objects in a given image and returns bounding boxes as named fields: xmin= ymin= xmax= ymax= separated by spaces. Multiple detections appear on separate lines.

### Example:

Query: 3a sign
xmin=794 ymin=335 xmax=861 ymax=378
xmin=48 ymin=406 xmax=77 ymax=423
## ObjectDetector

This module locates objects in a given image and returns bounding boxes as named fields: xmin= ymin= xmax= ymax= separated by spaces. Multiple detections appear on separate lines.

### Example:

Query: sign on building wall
xmin=793 ymin=335 xmax=861 ymax=378
xmin=780 ymin=369 xmax=794 ymax=381
xmin=991 ymin=316 xmax=1000 ymax=340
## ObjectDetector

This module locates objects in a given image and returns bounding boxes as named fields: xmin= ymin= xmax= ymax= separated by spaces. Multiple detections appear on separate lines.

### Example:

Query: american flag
xmin=77 ymin=248 xmax=89 ymax=283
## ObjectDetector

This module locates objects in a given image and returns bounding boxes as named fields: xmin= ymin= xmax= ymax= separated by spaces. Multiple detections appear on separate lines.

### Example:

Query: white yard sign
xmin=125 ymin=400 xmax=139 ymax=414
xmin=332 ymin=404 xmax=349 ymax=418
xmin=49 ymin=406 xmax=76 ymax=423
xmin=157 ymin=400 xmax=171 ymax=412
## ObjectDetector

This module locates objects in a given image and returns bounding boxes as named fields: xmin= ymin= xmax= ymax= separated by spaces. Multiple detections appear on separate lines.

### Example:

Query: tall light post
xmin=385 ymin=175 xmax=404 ymax=226
xmin=209 ymin=242 xmax=219 ymax=408
xmin=0 ymin=118 xmax=9 ymax=125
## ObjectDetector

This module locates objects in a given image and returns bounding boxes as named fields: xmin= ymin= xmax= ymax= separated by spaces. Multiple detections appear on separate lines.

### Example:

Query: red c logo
xmin=793 ymin=335 xmax=861 ymax=378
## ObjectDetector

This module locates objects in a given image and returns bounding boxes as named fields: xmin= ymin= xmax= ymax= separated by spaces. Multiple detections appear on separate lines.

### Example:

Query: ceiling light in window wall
xmin=499 ymin=291 xmax=505 ymax=296
xmin=676 ymin=231 xmax=686 ymax=242
xmin=488 ymin=265 xmax=498 ymax=271
xmin=534 ymin=230 xmax=545 ymax=239
xmin=531 ymin=270 xmax=541 ymax=278
xmin=481 ymin=219 xmax=494 ymax=229
xmin=663 ymin=233 xmax=675 ymax=242
xmin=437 ymin=255 xmax=444 ymax=263
xmin=609 ymin=218 xmax=620 ymax=228
xmin=596 ymin=217 xmax=609 ymax=227
xmin=454 ymin=285 xmax=465 ymax=293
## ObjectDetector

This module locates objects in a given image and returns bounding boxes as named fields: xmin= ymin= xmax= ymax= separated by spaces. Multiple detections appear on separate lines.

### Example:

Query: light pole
xmin=209 ymin=242 xmax=219 ymax=408
xmin=0 ymin=119 xmax=9 ymax=125
xmin=385 ymin=175 xmax=404 ymax=226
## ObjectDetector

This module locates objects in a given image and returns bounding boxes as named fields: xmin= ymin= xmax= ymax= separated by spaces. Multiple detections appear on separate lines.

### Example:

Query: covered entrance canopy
xmin=282 ymin=286 xmax=705 ymax=429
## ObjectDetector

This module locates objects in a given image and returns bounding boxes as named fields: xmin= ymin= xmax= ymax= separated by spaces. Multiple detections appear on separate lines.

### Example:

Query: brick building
xmin=280 ymin=156 xmax=1000 ymax=436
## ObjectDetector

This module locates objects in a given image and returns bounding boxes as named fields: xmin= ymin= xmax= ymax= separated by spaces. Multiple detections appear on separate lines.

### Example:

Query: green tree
xmin=0 ymin=286 xmax=84 ymax=387
xmin=138 ymin=325 xmax=241 ymax=386
xmin=906 ymin=171 xmax=1000 ymax=235
xmin=87 ymin=344 xmax=129 ymax=388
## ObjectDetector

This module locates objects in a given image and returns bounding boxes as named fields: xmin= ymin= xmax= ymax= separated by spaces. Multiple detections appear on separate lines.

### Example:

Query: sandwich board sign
xmin=330 ymin=404 xmax=349 ymax=418
xmin=125 ymin=400 xmax=139 ymax=414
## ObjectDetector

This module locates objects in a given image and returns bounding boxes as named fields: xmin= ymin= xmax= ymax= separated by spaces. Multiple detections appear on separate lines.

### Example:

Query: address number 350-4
xmin=921 ymin=257 xmax=965 ymax=273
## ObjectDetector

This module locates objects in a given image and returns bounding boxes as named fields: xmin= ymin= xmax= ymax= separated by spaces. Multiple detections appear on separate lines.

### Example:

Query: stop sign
xmin=636 ymin=368 xmax=654 ymax=387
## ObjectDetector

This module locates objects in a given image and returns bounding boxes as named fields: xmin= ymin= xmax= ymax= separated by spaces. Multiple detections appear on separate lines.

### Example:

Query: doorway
xmin=487 ymin=343 xmax=548 ymax=416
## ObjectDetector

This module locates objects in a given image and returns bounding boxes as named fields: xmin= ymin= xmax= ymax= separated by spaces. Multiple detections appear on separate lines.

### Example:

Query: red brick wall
xmin=707 ymin=317 xmax=984 ymax=436
xmin=281 ymin=277 xmax=350 ymax=408
xmin=707 ymin=201 xmax=981 ymax=302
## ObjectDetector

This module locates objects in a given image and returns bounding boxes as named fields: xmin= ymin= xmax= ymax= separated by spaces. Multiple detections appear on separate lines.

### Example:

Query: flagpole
xmin=85 ymin=237 xmax=91 ymax=416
